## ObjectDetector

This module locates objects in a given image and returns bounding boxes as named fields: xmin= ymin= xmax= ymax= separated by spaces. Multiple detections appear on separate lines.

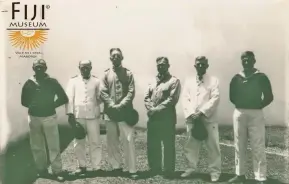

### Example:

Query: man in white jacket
xmin=181 ymin=56 xmax=221 ymax=182
xmin=65 ymin=60 xmax=102 ymax=175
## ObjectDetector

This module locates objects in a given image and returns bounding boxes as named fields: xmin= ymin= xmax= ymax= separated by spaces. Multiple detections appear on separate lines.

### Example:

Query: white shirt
xmin=181 ymin=74 xmax=220 ymax=123
xmin=65 ymin=75 xmax=102 ymax=119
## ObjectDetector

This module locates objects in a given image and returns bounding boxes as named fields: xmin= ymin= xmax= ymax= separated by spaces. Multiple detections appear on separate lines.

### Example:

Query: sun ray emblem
xmin=8 ymin=30 xmax=47 ymax=50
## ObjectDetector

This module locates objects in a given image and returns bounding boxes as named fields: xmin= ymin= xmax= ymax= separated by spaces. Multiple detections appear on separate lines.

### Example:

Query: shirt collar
xmin=81 ymin=75 xmax=91 ymax=80
xmin=195 ymin=73 xmax=207 ymax=84
xmin=239 ymin=68 xmax=259 ymax=78
xmin=112 ymin=65 xmax=123 ymax=72
xmin=30 ymin=73 xmax=49 ymax=85
xmin=77 ymin=74 xmax=91 ymax=82
xmin=156 ymin=72 xmax=171 ymax=84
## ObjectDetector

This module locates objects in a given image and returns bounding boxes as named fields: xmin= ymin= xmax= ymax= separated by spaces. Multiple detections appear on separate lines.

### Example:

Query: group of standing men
xmin=21 ymin=49 xmax=273 ymax=184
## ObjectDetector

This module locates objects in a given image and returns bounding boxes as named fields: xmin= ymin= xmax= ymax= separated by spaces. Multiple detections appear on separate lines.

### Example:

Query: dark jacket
xmin=21 ymin=74 xmax=68 ymax=117
xmin=229 ymin=70 xmax=273 ymax=109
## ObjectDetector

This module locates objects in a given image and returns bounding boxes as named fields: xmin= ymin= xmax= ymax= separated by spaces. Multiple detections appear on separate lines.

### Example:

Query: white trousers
xmin=28 ymin=114 xmax=62 ymax=174
xmin=233 ymin=108 xmax=267 ymax=181
xmin=74 ymin=118 xmax=102 ymax=169
xmin=106 ymin=120 xmax=136 ymax=173
xmin=184 ymin=121 xmax=221 ymax=176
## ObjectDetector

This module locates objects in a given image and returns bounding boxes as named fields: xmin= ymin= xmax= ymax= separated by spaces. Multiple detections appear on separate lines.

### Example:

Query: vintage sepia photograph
xmin=0 ymin=0 xmax=288 ymax=184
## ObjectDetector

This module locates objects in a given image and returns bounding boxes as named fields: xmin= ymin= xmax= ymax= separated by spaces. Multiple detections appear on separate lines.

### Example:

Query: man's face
xmin=157 ymin=60 xmax=169 ymax=75
xmin=194 ymin=60 xmax=208 ymax=76
xmin=110 ymin=50 xmax=123 ymax=67
xmin=79 ymin=65 xmax=92 ymax=78
xmin=241 ymin=55 xmax=255 ymax=70
xmin=33 ymin=65 xmax=47 ymax=76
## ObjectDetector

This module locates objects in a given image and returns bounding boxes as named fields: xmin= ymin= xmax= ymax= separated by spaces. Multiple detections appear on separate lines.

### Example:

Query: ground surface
xmin=3 ymin=125 xmax=289 ymax=184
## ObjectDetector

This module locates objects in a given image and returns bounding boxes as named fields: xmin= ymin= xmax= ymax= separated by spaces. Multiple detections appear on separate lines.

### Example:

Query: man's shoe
xmin=87 ymin=167 xmax=103 ymax=172
xmin=36 ymin=169 xmax=49 ymax=178
xmin=211 ymin=174 xmax=220 ymax=182
xmin=146 ymin=170 xmax=161 ymax=177
xmin=255 ymin=180 xmax=267 ymax=184
xmin=128 ymin=172 xmax=139 ymax=180
xmin=53 ymin=173 xmax=66 ymax=182
xmin=73 ymin=167 xmax=87 ymax=176
xmin=181 ymin=169 xmax=195 ymax=178
xmin=112 ymin=168 xmax=125 ymax=176
xmin=228 ymin=175 xmax=246 ymax=183
xmin=163 ymin=171 xmax=175 ymax=179
xmin=55 ymin=175 xmax=65 ymax=182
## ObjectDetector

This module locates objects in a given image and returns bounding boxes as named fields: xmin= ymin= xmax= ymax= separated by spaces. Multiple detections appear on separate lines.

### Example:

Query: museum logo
xmin=7 ymin=2 xmax=50 ymax=57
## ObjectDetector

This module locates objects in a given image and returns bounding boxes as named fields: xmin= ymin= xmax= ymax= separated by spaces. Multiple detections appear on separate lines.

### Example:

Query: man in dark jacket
xmin=144 ymin=57 xmax=181 ymax=178
xmin=21 ymin=59 xmax=68 ymax=182
xmin=228 ymin=51 xmax=274 ymax=184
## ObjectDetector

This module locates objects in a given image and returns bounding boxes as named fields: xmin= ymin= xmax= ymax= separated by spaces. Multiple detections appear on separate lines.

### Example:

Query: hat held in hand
xmin=190 ymin=118 xmax=208 ymax=141
xmin=106 ymin=106 xmax=139 ymax=126
xmin=73 ymin=122 xmax=86 ymax=139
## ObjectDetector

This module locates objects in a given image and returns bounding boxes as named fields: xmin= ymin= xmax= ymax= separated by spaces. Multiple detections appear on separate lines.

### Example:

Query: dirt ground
xmin=2 ymin=125 xmax=289 ymax=184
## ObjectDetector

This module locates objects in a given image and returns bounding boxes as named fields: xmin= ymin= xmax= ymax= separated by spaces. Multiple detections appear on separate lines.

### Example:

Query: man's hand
xmin=107 ymin=102 xmax=115 ymax=109
xmin=187 ymin=111 xmax=205 ymax=122
xmin=29 ymin=100 xmax=39 ymax=109
xmin=145 ymin=102 xmax=154 ymax=110
xmin=193 ymin=111 xmax=204 ymax=119
xmin=147 ymin=107 xmax=158 ymax=117
xmin=111 ymin=104 xmax=122 ymax=111
xmin=68 ymin=114 xmax=76 ymax=126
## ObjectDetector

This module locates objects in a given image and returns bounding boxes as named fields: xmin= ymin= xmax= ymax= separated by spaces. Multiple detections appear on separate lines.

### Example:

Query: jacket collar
xmin=156 ymin=72 xmax=171 ymax=85
xmin=78 ymin=74 xmax=91 ymax=81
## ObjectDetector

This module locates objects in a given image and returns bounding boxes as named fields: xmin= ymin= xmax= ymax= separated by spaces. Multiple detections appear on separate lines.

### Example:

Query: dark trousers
xmin=147 ymin=118 xmax=176 ymax=173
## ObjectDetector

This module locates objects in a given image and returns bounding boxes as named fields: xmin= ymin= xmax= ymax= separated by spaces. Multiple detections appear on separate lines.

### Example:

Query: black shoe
xmin=128 ymin=173 xmax=139 ymax=180
xmin=255 ymin=180 xmax=267 ymax=184
xmin=163 ymin=171 xmax=175 ymax=179
xmin=53 ymin=173 xmax=66 ymax=182
xmin=147 ymin=169 xmax=162 ymax=177
xmin=72 ymin=167 xmax=87 ymax=176
xmin=112 ymin=168 xmax=125 ymax=176
xmin=93 ymin=169 xmax=104 ymax=174
xmin=228 ymin=175 xmax=246 ymax=183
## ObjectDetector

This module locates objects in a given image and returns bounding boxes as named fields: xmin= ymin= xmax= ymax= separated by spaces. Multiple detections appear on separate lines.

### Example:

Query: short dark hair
xmin=110 ymin=48 xmax=122 ymax=55
xmin=241 ymin=51 xmax=255 ymax=58
xmin=156 ymin=57 xmax=169 ymax=64
xmin=195 ymin=56 xmax=208 ymax=63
